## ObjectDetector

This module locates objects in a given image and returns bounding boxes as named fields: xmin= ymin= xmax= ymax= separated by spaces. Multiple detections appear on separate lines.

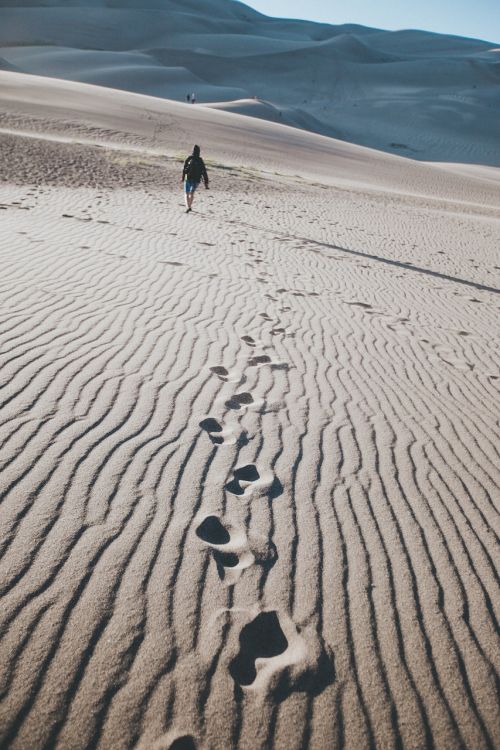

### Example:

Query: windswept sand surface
xmin=0 ymin=79 xmax=500 ymax=750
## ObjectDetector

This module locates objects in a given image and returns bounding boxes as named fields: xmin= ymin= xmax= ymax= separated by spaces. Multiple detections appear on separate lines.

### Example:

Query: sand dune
xmin=1 ymin=71 xmax=499 ymax=208
xmin=0 ymin=0 xmax=499 ymax=164
xmin=0 ymin=73 xmax=499 ymax=749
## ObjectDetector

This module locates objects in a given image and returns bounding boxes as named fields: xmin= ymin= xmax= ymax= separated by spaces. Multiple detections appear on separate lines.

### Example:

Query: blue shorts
xmin=184 ymin=179 xmax=199 ymax=194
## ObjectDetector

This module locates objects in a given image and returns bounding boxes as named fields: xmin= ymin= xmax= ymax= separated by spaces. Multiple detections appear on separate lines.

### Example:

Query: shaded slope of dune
xmin=0 ymin=0 xmax=499 ymax=164
xmin=0 ymin=78 xmax=499 ymax=749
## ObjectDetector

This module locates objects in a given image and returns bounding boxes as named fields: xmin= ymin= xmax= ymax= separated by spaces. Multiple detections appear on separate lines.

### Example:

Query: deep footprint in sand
xmin=225 ymin=464 xmax=260 ymax=494
xmin=196 ymin=515 xmax=231 ymax=545
xmin=199 ymin=417 xmax=247 ymax=447
xmin=199 ymin=418 xmax=224 ymax=445
xmin=214 ymin=543 xmax=275 ymax=584
xmin=225 ymin=392 xmax=254 ymax=410
xmin=225 ymin=464 xmax=283 ymax=499
xmin=212 ymin=550 xmax=240 ymax=579
xmin=230 ymin=612 xmax=288 ymax=686
xmin=228 ymin=611 xmax=335 ymax=698
xmin=168 ymin=737 xmax=197 ymax=750
xmin=195 ymin=514 xmax=276 ymax=584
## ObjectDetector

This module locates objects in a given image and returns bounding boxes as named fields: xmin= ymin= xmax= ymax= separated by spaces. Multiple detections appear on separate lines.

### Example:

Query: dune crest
xmin=0 ymin=0 xmax=499 ymax=164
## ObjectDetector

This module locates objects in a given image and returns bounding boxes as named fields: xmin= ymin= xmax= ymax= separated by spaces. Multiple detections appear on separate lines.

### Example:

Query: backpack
xmin=186 ymin=156 xmax=203 ymax=182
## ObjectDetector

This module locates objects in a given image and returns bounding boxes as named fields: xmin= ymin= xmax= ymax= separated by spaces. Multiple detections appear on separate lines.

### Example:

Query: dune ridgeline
xmin=0 ymin=0 xmax=499 ymax=165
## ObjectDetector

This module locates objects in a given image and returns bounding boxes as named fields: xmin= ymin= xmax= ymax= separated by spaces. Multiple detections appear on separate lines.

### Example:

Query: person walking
xmin=182 ymin=145 xmax=209 ymax=213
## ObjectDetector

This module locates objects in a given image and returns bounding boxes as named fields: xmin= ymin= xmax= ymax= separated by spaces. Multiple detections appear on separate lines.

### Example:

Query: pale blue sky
xmin=246 ymin=0 xmax=500 ymax=44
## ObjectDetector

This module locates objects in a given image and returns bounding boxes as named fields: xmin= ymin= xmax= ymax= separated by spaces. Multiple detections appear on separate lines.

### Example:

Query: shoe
xmin=185 ymin=208 xmax=192 ymax=213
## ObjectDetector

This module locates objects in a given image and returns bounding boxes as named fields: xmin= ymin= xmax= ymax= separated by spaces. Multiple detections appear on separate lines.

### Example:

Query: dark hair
xmin=193 ymin=144 xmax=200 ymax=156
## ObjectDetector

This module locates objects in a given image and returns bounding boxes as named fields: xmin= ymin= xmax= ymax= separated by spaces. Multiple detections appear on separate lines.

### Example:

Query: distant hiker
xmin=191 ymin=92 xmax=196 ymax=104
xmin=182 ymin=145 xmax=209 ymax=213
xmin=186 ymin=93 xmax=190 ymax=103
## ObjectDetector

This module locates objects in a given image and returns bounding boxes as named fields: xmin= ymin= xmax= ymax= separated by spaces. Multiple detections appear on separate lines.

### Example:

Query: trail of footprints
xmin=184 ymin=312 xmax=334 ymax=749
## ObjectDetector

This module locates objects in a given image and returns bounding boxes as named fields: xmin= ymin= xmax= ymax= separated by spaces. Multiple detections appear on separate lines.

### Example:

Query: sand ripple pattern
xmin=0 ymin=141 xmax=499 ymax=750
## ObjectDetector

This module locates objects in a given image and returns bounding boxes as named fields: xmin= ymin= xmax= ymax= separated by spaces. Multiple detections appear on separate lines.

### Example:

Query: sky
xmin=246 ymin=0 xmax=500 ymax=44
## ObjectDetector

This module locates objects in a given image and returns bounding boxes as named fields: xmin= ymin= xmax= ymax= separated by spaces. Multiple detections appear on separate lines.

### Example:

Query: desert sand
xmin=0 ymin=0 xmax=499 ymax=165
xmin=0 ymin=65 xmax=499 ymax=750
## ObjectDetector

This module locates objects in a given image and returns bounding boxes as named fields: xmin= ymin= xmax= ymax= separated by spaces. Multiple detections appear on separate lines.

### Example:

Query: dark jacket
xmin=182 ymin=155 xmax=209 ymax=186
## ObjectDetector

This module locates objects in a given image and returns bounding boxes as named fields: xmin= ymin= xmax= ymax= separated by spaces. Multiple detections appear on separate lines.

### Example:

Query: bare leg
xmin=187 ymin=191 xmax=195 ymax=210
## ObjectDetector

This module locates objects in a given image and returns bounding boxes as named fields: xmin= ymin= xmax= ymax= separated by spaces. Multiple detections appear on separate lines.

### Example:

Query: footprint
xmin=212 ymin=550 xmax=240 ymax=578
xmin=210 ymin=365 xmax=229 ymax=380
xmin=195 ymin=515 xmax=276 ymax=585
xmin=169 ymin=737 xmax=196 ymax=750
xmin=210 ymin=365 xmax=244 ymax=385
xmin=225 ymin=392 xmax=254 ymax=410
xmin=241 ymin=335 xmax=256 ymax=346
xmin=225 ymin=465 xmax=283 ymax=500
xmin=228 ymin=611 xmax=334 ymax=698
xmin=196 ymin=515 xmax=230 ymax=545
xmin=230 ymin=612 xmax=288 ymax=686
xmin=248 ymin=355 xmax=271 ymax=366
xmin=226 ymin=464 xmax=260 ymax=492
xmin=199 ymin=418 xmax=224 ymax=445
xmin=199 ymin=417 xmax=247 ymax=447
